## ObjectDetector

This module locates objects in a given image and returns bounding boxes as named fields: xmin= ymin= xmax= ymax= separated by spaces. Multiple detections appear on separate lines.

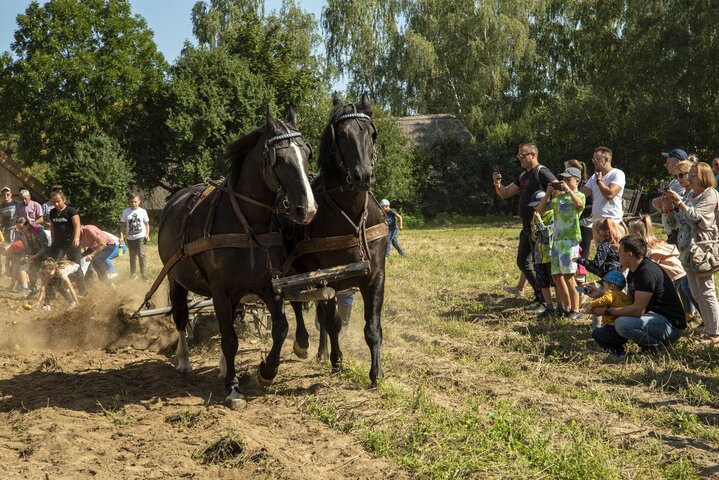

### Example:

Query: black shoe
xmin=523 ymin=301 xmax=546 ymax=314
xmin=537 ymin=307 xmax=557 ymax=318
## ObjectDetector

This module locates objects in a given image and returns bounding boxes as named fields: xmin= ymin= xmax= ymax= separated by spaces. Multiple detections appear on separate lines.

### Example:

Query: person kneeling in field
xmin=585 ymin=270 xmax=632 ymax=359
xmin=34 ymin=258 xmax=83 ymax=311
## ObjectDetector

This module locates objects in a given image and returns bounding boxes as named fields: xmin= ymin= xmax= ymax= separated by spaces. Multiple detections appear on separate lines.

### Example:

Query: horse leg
xmin=169 ymin=279 xmax=192 ymax=374
xmin=259 ymin=293 xmax=289 ymax=385
xmin=291 ymin=301 xmax=309 ymax=359
xmin=362 ymin=284 xmax=385 ymax=387
xmin=212 ymin=292 xmax=244 ymax=408
xmin=218 ymin=304 xmax=243 ymax=379
xmin=319 ymin=299 xmax=343 ymax=373
xmin=316 ymin=301 xmax=330 ymax=362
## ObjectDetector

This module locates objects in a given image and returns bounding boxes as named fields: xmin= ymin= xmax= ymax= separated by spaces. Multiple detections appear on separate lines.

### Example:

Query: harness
xmin=281 ymin=109 xmax=387 ymax=274
xmin=135 ymin=126 xmax=305 ymax=314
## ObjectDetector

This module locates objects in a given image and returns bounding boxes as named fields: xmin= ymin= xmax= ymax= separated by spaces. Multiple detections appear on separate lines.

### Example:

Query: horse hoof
xmin=258 ymin=362 xmax=277 ymax=386
xmin=224 ymin=389 xmax=247 ymax=410
xmin=316 ymin=352 xmax=329 ymax=363
xmin=176 ymin=362 xmax=192 ymax=374
xmin=293 ymin=340 xmax=308 ymax=359
xmin=331 ymin=363 xmax=342 ymax=374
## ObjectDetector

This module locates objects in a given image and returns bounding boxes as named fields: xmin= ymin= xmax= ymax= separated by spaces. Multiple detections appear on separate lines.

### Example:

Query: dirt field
xmin=1 ymin=225 xmax=718 ymax=479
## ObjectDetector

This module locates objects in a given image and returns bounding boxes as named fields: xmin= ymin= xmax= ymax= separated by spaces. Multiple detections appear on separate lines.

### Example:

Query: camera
xmin=492 ymin=165 xmax=501 ymax=174
xmin=550 ymin=181 xmax=564 ymax=189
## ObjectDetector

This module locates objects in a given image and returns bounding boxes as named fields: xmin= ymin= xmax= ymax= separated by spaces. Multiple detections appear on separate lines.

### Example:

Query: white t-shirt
xmin=585 ymin=168 xmax=626 ymax=223
xmin=121 ymin=207 xmax=149 ymax=241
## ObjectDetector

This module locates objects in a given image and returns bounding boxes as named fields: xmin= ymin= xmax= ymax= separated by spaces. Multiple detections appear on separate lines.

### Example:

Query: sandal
xmin=694 ymin=334 xmax=719 ymax=347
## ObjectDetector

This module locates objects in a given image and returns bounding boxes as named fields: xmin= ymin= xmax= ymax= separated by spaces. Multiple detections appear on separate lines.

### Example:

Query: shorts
xmin=534 ymin=262 xmax=554 ymax=289
xmin=551 ymin=239 xmax=580 ymax=275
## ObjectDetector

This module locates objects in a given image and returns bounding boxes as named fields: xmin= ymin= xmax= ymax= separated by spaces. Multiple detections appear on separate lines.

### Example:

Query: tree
xmin=55 ymin=133 xmax=134 ymax=229
xmin=147 ymin=46 xmax=275 ymax=189
xmin=372 ymin=115 xmax=416 ymax=207
xmin=0 ymin=0 xmax=167 ymax=176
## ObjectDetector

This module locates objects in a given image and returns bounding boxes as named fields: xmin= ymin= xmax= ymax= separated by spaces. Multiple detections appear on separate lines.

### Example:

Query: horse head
xmin=261 ymin=106 xmax=317 ymax=224
xmin=320 ymin=92 xmax=377 ymax=190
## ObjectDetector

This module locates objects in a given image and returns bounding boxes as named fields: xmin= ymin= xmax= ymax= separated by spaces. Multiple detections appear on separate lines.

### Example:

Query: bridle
xmin=263 ymin=121 xmax=310 ymax=195
xmin=329 ymin=107 xmax=377 ymax=185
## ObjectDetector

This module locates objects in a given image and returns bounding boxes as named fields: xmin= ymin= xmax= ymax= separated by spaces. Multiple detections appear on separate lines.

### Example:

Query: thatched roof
xmin=0 ymin=151 xmax=48 ymax=201
xmin=395 ymin=114 xmax=473 ymax=147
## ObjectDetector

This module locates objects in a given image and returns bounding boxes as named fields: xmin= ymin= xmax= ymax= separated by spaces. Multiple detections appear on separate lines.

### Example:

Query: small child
xmin=527 ymin=190 xmax=556 ymax=317
xmin=120 ymin=193 xmax=150 ymax=281
xmin=34 ymin=258 xmax=83 ymax=311
xmin=574 ymin=218 xmax=622 ymax=278
xmin=380 ymin=199 xmax=405 ymax=257
xmin=536 ymin=166 xmax=586 ymax=319
xmin=587 ymin=270 xmax=632 ymax=358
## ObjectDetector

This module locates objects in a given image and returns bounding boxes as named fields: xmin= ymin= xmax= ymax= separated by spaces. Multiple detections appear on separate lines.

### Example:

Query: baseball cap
xmin=661 ymin=148 xmax=688 ymax=160
xmin=1 ymin=186 xmax=11 ymax=193
xmin=527 ymin=190 xmax=546 ymax=207
xmin=559 ymin=167 xmax=582 ymax=179
xmin=380 ymin=199 xmax=390 ymax=206
xmin=602 ymin=270 xmax=627 ymax=289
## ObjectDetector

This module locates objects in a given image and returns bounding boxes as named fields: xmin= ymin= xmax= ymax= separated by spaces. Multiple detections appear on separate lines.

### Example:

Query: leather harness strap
xmin=143 ymin=232 xmax=284 ymax=306
xmin=281 ymin=223 xmax=388 ymax=275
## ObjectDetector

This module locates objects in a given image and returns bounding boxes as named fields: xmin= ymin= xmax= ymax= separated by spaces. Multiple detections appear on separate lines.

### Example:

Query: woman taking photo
xmin=664 ymin=162 xmax=719 ymax=346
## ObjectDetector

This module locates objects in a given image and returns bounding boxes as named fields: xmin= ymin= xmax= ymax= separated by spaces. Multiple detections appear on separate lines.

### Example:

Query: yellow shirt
xmin=591 ymin=289 xmax=631 ymax=326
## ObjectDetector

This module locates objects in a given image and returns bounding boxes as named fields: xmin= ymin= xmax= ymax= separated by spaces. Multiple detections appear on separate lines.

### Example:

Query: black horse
xmin=286 ymin=93 xmax=388 ymax=387
xmin=157 ymin=107 xmax=317 ymax=407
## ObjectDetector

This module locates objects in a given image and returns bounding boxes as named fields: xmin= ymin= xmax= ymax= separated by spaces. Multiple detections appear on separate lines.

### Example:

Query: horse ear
xmin=332 ymin=92 xmax=342 ymax=106
xmin=266 ymin=105 xmax=275 ymax=127
xmin=285 ymin=104 xmax=298 ymax=127
xmin=360 ymin=92 xmax=371 ymax=107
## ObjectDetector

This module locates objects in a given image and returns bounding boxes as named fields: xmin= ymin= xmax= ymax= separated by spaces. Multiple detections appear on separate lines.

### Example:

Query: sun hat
xmin=527 ymin=190 xmax=546 ymax=207
xmin=380 ymin=199 xmax=390 ymax=206
xmin=602 ymin=270 xmax=626 ymax=289
xmin=1 ymin=186 xmax=11 ymax=193
xmin=661 ymin=148 xmax=688 ymax=161
xmin=559 ymin=167 xmax=582 ymax=179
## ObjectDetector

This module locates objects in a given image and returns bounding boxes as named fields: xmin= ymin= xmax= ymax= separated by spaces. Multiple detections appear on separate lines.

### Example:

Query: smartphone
xmin=550 ymin=181 xmax=563 ymax=189
xmin=659 ymin=180 xmax=670 ymax=192
xmin=575 ymin=285 xmax=588 ymax=295
xmin=492 ymin=165 xmax=501 ymax=174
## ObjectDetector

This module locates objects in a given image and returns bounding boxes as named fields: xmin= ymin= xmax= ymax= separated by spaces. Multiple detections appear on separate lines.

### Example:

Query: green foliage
xmin=1 ymin=0 xmax=167 ymax=172
xmin=147 ymin=46 xmax=273 ymax=189
xmin=55 ymin=133 xmax=134 ymax=229
xmin=372 ymin=115 xmax=416 ymax=207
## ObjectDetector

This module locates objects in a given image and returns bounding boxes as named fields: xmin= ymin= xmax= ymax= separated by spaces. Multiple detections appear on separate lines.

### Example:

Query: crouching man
xmin=590 ymin=235 xmax=686 ymax=355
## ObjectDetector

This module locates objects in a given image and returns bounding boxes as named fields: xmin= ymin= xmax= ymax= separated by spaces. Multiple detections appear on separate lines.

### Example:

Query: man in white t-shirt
xmin=119 ymin=193 xmax=150 ymax=281
xmin=580 ymin=146 xmax=625 ymax=226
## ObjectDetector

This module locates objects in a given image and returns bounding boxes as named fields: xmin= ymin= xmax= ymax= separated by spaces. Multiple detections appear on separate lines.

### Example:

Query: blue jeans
xmin=91 ymin=243 xmax=117 ymax=281
xmin=105 ymin=243 xmax=119 ymax=274
xmin=614 ymin=312 xmax=684 ymax=349
xmin=677 ymin=276 xmax=699 ymax=316
xmin=386 ymin=227 xmax=405 ymax=256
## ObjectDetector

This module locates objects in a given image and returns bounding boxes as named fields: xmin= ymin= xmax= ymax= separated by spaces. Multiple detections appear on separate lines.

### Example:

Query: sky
xmin=0 ymin=0 xmax=328 ymax=65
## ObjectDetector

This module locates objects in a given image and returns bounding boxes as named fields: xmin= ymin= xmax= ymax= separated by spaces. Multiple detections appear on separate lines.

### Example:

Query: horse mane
xmin=318 ymin=100 xmax=374 ymax=174
xmin=224 ymin=126 xmax=266 ymax=175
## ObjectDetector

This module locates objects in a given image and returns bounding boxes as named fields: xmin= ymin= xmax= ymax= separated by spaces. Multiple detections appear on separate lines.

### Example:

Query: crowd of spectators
xmin=0 ymin=185 xmax=150 ymax=312
xmin=494 ymin=144 xmax=719 ymax=358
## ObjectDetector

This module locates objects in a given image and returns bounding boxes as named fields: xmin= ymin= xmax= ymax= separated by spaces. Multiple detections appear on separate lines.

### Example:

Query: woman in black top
xmin=47 ymin=191 xmax=82 ymax=264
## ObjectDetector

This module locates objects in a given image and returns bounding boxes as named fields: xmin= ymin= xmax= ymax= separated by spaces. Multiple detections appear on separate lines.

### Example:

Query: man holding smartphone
xmin=580 ymin=146 xmax=625 ymax=228
xmin=493 ymin=142 xmax=557 ymax=312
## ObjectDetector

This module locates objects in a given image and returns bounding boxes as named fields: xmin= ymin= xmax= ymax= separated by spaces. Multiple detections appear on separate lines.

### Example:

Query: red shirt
xmin=79 ymin=225 xmax=113 ymax=249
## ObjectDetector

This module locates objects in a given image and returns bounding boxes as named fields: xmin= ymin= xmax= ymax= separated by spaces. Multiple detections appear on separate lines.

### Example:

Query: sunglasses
xmin=517 ymin=152 xmax=534 ymax=159
xmin=675 ymin=172 xmax=688 ymax=178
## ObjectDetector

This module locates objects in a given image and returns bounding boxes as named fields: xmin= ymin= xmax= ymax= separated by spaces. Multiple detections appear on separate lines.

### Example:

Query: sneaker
xmin=568 ymin=310 xmax=583 ymax=321
xmin=503 ymin=285 xmax=525 ymax=297
xmin=130 ymin=274 xmax=138 ymax=280
xmin=537 ymin=306 xmax=557 ymax=318
xmin=523 ymin=301 xmax=546 ymax=314
xmin=107 ymin=272 xmax=119 ymax=280
xmin=605 ymin=351 xmax=627 ymax=363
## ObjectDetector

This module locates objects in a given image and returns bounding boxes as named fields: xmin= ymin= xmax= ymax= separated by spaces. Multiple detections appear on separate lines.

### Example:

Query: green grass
xmin=296 ymin=221 xmax=719 ymax=478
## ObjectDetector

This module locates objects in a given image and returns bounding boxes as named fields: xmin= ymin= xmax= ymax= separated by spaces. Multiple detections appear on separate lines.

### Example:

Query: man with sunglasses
xmin=1 ymin=186 xmax=20 ymax=277
xmin=493 ymin=142 xmax=557 ymax=312
xmin=651 ymin=148 xmax=688 ymax=244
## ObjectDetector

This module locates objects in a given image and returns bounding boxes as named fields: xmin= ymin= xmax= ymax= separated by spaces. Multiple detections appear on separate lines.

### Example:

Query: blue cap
xmin=602 ymin=270 xmax=626 ymax=289
xmin=661 ymin=148 xmax=688 ymax=160
xmin=380 ymin=199 xmax=390 ymax=206
xmin=527 ymin=190 xmax=546 ymax=207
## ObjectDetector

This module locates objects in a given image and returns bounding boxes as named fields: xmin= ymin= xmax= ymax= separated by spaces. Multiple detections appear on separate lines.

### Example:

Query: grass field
xmin=285 ymin=219 xmax=719 ymax=479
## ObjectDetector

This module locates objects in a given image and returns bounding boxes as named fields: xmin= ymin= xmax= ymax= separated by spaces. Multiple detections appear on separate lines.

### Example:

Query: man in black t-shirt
xmin=590 ymin=235 xmax=685 ymax=354
xmin=493 ymin=142 xmax=556 ymax=312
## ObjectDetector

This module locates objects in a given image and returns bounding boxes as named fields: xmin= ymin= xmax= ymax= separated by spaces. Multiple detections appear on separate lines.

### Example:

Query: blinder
xmin=330 ymin=108 xmax=377 ymax=177
xmin=263 ymin=129 xmax=304 ymax=193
